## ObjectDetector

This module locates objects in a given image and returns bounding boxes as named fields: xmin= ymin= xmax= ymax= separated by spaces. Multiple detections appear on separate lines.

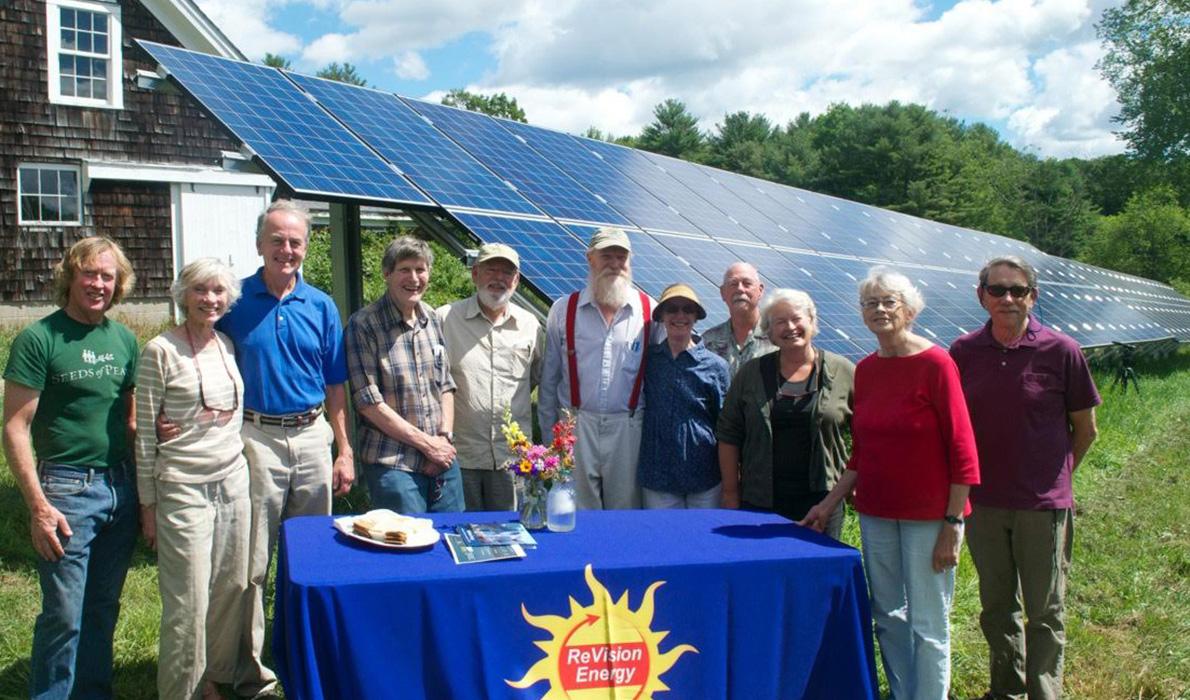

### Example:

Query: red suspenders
xmin=565 ymin=291 xmax=652 ymax=415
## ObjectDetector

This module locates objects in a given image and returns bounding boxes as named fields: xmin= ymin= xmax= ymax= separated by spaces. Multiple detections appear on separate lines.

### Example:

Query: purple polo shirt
xmin=949 ymin=316 xmax=1100 ymax=510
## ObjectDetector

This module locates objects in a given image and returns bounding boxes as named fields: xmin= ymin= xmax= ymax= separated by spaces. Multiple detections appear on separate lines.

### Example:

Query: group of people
xmin=2 ymin=198 xmax=1100 ymax=700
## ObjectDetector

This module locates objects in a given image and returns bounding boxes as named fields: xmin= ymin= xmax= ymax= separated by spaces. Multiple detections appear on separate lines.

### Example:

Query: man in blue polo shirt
xmin=165 ymin=199 xmax=354 ymax=698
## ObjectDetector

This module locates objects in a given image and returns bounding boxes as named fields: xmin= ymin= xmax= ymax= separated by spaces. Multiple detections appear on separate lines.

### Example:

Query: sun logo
xmin=506 ymin=564 xmax=697 ymax=699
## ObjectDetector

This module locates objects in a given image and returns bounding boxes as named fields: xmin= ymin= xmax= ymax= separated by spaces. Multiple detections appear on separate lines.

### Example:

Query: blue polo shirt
xmin=217 ymin=268 xmax=348 ymax=415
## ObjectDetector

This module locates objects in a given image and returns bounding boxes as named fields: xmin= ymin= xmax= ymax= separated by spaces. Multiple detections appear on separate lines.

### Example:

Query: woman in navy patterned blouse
xmin=637 ymin=283 xmax=731 ymax=509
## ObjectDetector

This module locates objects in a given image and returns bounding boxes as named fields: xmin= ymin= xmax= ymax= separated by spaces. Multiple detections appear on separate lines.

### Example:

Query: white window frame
xmin=17 ymin=163 xmax=84 ymax=226
xmin=46 ymin=0 xmax=123 ymax=109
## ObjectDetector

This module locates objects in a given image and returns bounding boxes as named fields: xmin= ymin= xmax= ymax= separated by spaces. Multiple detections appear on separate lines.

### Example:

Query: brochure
xmin=444 ymin=533 xmax=526 ymax=565
xmin=457 ymin=522 xmax=539 ymax=548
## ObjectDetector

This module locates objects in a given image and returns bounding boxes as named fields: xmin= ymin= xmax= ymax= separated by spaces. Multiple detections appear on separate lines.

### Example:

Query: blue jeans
xmin=31 ymin=462 xmax=138 ymax=700
xmin=363 ymin=460 xmax=465 ymax=514
xmin=859 ymin=514 xmax=956 ymax=700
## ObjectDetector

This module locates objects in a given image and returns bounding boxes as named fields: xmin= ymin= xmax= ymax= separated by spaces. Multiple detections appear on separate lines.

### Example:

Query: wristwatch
xmin=439 ymin=431 xmax=455 ymax=444
xmin=943 ymin=514 xmax=964 ymax=526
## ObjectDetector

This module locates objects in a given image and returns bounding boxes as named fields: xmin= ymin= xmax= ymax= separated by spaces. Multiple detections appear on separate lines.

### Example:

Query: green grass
xmin=2 ymin=321 xmax=1188 ymax=698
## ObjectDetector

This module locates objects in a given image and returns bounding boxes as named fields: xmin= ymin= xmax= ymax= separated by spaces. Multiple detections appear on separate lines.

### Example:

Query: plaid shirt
xmin=346 ymin=297 xmax=456 ymax=472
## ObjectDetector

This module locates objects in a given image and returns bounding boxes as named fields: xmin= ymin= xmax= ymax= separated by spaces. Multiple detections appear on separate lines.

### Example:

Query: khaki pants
xmin=461 ymin=468 xmax=517 ymax=511
xmin=234 ymin=417 xmax=333 ymax=696
xmin=155 ymin=464 xmax=250 ymax=700
xmin=573 ymin=410 xmax=642 ymax=510
xmin=967 ymin=505 xmax=1073 ymax=700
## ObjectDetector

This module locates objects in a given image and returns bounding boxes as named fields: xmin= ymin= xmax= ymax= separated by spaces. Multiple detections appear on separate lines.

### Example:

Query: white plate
xmin=333 ymin=516 xmax=441 ymax=550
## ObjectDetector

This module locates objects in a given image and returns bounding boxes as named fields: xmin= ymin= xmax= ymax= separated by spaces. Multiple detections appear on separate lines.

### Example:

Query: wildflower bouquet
xmin=500 ymin=407 xmax=575 ymax=485
xmin=501 ymin=408 xmax=576 ymax=528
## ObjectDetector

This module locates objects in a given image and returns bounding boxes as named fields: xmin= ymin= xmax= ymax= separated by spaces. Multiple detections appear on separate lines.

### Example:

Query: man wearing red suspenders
xmin=539 ymin=228 xmax=657 ymax=510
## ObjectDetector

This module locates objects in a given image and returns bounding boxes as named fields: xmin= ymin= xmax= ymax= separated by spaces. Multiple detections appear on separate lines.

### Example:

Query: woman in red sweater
xmin=801 ymin=266 xmax=979 ymax=700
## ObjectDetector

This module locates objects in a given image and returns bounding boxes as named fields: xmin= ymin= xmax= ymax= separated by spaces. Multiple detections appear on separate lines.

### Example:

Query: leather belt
xmin=244 ymin=406 xmax=323 ymax=428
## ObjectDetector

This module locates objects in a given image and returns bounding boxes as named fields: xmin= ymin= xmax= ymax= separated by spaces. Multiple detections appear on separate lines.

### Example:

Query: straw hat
xmin=653 ymin=282 xmax=706 ymax=321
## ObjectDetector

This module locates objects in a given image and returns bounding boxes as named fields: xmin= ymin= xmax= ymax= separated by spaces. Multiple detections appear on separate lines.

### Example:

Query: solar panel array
xmin=140 ymin=40 xmax=1190 ymax=360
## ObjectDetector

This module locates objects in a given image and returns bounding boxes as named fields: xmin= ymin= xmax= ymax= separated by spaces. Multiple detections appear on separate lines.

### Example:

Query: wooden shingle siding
xmin=0 ymin=0 xmax=241 ymax=303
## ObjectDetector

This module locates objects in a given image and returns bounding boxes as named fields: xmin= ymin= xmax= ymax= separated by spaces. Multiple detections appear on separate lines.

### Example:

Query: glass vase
xmin=547 ymin=476 xmax=576 ymax=532
xmin=519 ymin=479 xmax=548 ymax=530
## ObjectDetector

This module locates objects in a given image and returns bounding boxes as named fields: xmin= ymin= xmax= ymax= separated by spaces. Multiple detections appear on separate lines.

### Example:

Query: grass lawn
xmin=0 ymin=321 xmax=1187 ymax=698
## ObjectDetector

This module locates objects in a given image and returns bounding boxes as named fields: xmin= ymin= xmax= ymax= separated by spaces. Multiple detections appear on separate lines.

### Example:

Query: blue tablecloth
xmin=274 ymin=509 xmax=878 ymax=699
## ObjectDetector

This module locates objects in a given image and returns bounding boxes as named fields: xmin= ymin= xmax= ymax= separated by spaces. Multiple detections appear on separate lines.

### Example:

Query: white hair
xmin=171 ymin=257 xmax=241 ymax=310
xmin=858 ymin=266 xmax=924 ymax=316
xmin=759 ymin=288 xmax=818 ymax=337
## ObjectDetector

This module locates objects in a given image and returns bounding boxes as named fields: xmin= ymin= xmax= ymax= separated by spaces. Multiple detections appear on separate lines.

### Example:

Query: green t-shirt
xmin=4 ymin=309 xmax=138 ymax=467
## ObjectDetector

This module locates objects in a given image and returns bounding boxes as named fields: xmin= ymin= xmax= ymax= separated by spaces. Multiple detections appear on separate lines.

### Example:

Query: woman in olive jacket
xmin=717 ymin=288 xmax=855 ymax=539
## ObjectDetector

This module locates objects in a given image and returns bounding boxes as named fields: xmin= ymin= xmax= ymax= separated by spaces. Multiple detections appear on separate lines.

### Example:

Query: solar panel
xmin=582 ymin=139 xmax=759 ymax=242
xmin=497 ymin=120 xmax=699 ymax=234
xmin=641 ymin=153 xmax=802 ymax=247
xmin=137 ymin=41 xmax=431 ymax=206
xmin=447 ymin=213 xmax=590 ymax=300
xmin=285 ymin=74 xmax=540 ymax=216
xmin=143 ymin=46 xmax=1190 ymax=351
xmin=400 ymin=99 xmax=631 ymax=227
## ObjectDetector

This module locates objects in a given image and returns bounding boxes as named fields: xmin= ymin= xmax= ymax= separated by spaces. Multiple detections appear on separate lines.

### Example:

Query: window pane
xmin=61 ymin=28 xmax=76 ymax=50
xmin=76 ymin=11 xmax=92 ymax=31
xmin=60 ymin=8 xmax=75 ymax=29
xmin=77 ymin=77 xmax=93 ymax=98
xmin=92 ymin=57 xmax=106 ymax=77
xmin=77 ymin=57 xmax=91 ymax=77
xmin=40 ymin=169 xmax=60 ymax=195
xmin=60 ymin=171 xmax=79 ymax=196
xmin=61 ymin=75 xmax=75 ymax=96
xmin=19 ymin=168 xmax=38 ymax=193
xmin=78 ymin=31 xmax=92 ymax=53
xmin=92 ymin=77 xmax=107 ymax=99
xmin=59 ymin=54 xmax=74 ymax=75
xmin=41 ymin=197 xmax=62 ymax=222
xmin=93 ymin=34 xmax=107 ymax=54
xmin=21 ymin=195 xmax=39 ymax=222
xmin=61 ymin=193 xmax=80 ymax=222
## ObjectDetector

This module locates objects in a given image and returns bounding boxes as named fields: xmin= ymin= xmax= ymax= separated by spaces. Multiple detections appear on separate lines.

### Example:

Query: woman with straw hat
xmin=637 ymin=283 xmax=730 ymax=509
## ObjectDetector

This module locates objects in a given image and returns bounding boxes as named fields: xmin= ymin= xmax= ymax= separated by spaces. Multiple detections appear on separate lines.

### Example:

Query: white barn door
xmin=174 ymin=182 xmax=272 ymax=277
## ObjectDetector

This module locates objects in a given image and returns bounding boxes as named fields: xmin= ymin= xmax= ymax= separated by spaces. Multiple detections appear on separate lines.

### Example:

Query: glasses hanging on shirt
xmin=185 ymin=326 xmax=239 ymax=413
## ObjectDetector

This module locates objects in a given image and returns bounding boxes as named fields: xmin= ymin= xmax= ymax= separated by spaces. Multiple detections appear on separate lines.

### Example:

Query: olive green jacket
xmin=716 ymin=349 xmax=855 ymax=508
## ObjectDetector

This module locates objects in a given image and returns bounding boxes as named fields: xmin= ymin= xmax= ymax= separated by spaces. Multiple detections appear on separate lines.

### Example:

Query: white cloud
xmin=237 ymin=0 xmax=1127 ymax=157
xmin=301 ymin=33 xmax=354 ymax=65
xmin=194 ymin=0 xmax=302 ymax=58
xmin=1006 ymin=41 xmax=1124 ymax=157
xmin=394 ymin=51 xmax=430 ymax=81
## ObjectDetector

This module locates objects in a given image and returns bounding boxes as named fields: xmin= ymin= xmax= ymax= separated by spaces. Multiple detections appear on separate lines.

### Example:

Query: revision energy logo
xmin=507 ymin=565 xmax=696 ymax=699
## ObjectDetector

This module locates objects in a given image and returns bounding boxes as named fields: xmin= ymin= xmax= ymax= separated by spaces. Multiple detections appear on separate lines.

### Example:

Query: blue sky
xmin=196 ymin=0 xmax=1127 ymax=159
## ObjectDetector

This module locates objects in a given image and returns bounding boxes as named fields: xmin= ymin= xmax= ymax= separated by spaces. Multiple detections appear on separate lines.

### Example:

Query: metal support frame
xmin=329 ymin=202 xmax=364 ymax=322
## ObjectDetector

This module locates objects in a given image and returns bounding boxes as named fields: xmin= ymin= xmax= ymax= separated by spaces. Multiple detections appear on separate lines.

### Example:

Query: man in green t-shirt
xmin=3 ymin=237 xmax=140 ymax=699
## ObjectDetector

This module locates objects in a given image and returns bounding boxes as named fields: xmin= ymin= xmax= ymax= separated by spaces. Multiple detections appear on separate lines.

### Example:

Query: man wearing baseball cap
xmin=540 ymin=227 xmax=660 ymax=509
xmin=437 ymin=243 xmax=543 ymax=511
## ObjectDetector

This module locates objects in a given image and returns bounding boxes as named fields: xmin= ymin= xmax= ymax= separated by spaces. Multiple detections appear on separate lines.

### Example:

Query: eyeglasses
xmin=185 ymin=326 xmax=239 ymax=413
xmin=860 ymin=297 xmax=902 ymax=311
xmin=983 ymin=284 xmax=1033 ymax=299
xmin=664 ymin=303 xmax=701 ymax=315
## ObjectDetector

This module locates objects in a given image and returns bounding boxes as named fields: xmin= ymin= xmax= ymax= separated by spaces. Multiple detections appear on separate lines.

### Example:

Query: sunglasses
xmin=664 ymin=303 xmax=701 ymax=315
xmin=983 ymin=284 xmax=1033 ymax=299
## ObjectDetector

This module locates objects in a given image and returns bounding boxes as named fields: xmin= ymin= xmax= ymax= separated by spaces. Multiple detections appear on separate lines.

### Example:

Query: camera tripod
xmin=1110 ymin=342 xmax=1140 ymax=394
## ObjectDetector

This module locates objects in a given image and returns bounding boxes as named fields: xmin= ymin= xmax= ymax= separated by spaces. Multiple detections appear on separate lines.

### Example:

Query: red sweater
xmin=848 ymin=345 xmax=980 ymax=520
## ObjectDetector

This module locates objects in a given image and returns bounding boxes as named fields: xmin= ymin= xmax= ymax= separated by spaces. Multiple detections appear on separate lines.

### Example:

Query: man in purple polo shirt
xmin=950 ymin=255 xmax=1100 ymax=700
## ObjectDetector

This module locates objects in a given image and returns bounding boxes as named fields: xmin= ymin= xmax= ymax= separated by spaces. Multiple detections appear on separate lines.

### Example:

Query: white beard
xmin=478 ymin=286 xmax=513 ymax=310
xmin=589 ymin=270 xmax=633 ymax=308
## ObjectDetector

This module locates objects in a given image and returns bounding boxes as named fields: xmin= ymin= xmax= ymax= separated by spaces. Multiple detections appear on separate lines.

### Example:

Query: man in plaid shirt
xmin=345 ymin=235 xmax=463 ymax=513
